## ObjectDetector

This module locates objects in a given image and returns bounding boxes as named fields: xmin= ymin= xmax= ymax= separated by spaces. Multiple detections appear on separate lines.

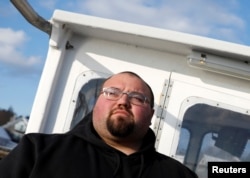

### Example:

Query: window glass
xmin=70 ymin=78 xmax=106 ymax=129
xmin=176 ymin=103 xmax=250 ymax=178
xmin=175 ymin=129 xmax=190 ymax=163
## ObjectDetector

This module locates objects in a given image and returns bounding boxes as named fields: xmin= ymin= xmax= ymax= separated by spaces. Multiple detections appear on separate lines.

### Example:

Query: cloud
xmin=154 ymin=1 xmax=245 ymax=37
xmin=38 ymin=0 xmax=58 ymax=11
xmin=66 ymin=0 xmax=246 ymax=43
xmin=0 ymin=28 xmax=41 ymax=77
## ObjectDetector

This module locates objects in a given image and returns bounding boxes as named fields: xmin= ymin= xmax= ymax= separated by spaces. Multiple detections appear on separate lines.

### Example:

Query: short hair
xmin=103 ymin=71 xmax=154 ymax=108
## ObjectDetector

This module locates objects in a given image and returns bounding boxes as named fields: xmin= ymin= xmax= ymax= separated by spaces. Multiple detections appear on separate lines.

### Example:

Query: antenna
xmin=10 ymin=0 xmax=52 ymax=35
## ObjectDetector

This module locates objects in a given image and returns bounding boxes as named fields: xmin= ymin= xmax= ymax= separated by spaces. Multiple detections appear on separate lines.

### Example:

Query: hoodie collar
xmin=70 ymin=112 xmax=157 ymax=178
xmin=70 ymin=111 xmax=156 ymax=154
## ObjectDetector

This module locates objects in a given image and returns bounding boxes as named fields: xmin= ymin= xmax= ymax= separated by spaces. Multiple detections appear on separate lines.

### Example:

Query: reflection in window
xmin=176 ymin=103 xmax=250 ymax=178
xmin=176 ymin=129 xmax=190 ymax=163
xmin=70 ymin=78 xmax=106 ymax=129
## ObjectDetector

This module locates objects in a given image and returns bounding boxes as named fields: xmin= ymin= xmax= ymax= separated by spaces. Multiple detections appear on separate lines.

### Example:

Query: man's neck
xmin=102 ymin=137 xmax=142 ymax=155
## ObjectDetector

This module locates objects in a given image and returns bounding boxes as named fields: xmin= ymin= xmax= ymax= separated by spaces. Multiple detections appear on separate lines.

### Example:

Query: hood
xmin=70 ymin=112 xmax=156 ymax=153
xmin=69 ymin=112 xmax=157 ymax=178
xmin=70 ymin=112 xmax=110 ymax=149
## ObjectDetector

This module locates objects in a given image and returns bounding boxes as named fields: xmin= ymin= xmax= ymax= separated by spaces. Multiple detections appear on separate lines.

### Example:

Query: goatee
xmin=107 ymin=109 xmax=134 ymax=137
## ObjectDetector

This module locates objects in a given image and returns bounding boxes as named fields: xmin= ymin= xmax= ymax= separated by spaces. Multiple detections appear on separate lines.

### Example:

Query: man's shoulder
xmin=153 ymin=151 xmax=187 ymax=167
xmin=22 ymin=132 xmax=76 ymax=145
xmin=25 ymin=132 xmax=67 ymax=139
xmin=154 ymin=151 xmax=179 ymax=163
xmin=152 ymin=152 xmax=198 ymax=178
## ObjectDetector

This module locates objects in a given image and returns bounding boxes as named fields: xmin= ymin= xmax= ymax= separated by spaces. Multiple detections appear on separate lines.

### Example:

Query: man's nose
xmin=117 ymin=93 xmax=131 ymax=107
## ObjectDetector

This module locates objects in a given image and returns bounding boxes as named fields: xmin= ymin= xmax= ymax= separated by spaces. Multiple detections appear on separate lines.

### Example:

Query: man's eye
xmin=106 ymin=89 xmax=119 ymax=96
xmin=108 ymin=91 xmax=117 ymax=95
xmin=131 ymin=94 xmax=144 ymax=103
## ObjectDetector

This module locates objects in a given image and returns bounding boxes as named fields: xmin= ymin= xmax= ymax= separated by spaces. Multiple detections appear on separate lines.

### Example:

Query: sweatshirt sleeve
xmin=0 ymin=134 xmax=36 ymax=178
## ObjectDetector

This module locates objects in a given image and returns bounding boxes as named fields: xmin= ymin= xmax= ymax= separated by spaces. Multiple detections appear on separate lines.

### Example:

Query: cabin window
xmin=70 ymin=78 xmax=106 ymax=129
xmin=176 ymin=103 xmax=250 ymax=178
xmin=175 ymin=128 xmax=190 ymax=163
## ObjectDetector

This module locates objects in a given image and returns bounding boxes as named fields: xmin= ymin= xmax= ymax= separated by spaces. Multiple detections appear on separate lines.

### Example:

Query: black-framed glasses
xmin=101 ymin=87 xmax=150 ymax=106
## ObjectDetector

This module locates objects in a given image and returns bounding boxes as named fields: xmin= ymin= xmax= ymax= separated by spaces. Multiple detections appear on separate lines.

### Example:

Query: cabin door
xmin=154 ymin=73 xmax=250 ymax=178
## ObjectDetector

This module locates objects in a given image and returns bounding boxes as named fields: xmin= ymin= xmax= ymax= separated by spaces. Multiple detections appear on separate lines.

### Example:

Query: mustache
xmin=110 ymin=106 xmax=133 ymax=116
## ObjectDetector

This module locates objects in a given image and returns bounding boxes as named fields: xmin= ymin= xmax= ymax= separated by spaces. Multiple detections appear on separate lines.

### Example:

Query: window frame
xmin=63 ymin=71 xmax=111 ymax=131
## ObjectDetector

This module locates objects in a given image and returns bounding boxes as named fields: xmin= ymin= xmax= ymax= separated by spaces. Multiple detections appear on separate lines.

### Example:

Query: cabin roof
xmin=51 ymin=10 xmax=250 ymax=61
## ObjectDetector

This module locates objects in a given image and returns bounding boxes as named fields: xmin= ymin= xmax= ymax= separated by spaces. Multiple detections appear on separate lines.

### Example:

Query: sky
xmin=0 ymin=0 xmax=250 ymax=116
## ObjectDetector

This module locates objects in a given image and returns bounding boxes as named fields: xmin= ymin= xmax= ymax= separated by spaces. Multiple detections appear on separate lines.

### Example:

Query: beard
xmin=106 ymin=109 xmax=135 ymax=137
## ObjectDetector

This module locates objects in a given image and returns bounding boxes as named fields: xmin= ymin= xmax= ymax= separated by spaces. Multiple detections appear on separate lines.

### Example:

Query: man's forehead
xmin=104 ymin=73 xmax=143 ymax=85
xmin=102 ymin=72 xmax=154 ymax=108
xmin=103 ymin=73 xmax=151 ymax=97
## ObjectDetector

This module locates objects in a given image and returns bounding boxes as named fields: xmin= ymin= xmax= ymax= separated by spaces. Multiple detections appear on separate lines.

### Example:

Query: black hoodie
xmin=0 ymin=112 xmax=198 ymax=178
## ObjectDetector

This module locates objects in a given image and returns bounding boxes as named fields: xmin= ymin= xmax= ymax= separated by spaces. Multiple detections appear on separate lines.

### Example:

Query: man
xmin=0 ymin=71 xmax=198 ymax=178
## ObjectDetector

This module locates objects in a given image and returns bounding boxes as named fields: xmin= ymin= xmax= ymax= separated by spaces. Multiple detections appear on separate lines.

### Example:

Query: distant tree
xmin=0 ymin=107 xmax=15 ymax=125
xmin=7 ymin=106 xmax=14 ymax=114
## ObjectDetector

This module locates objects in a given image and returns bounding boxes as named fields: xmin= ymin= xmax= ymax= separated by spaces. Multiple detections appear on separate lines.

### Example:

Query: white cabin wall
xmin=28 ymin=32 xmax=250 ymax=134
xmin=29 ymin=31 xmax=193 ymax=133
xmin=53 ymin=34 xmax=181 ymax=133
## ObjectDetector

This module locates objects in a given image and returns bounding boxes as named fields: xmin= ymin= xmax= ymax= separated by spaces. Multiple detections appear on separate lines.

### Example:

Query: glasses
xmin=101 ymin=87 xmax=150 ymax=106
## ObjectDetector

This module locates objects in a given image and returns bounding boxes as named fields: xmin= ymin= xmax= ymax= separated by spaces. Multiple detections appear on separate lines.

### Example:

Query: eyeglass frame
xmin=101 ymin=87 xmax=150 ymax=106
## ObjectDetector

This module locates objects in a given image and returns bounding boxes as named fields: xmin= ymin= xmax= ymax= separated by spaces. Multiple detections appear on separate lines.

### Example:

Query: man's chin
xmin=107 ymin=117 xmax=134 ymax=137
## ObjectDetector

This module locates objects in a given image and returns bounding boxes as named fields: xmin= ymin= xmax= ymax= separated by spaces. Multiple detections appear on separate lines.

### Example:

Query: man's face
xmin=93 ymin=73 xmax=154 ymax=141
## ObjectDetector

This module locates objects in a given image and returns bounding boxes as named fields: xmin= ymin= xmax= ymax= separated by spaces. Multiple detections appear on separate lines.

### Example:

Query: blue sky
xmin=0 ymin=0 xmax=250 ymax=116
